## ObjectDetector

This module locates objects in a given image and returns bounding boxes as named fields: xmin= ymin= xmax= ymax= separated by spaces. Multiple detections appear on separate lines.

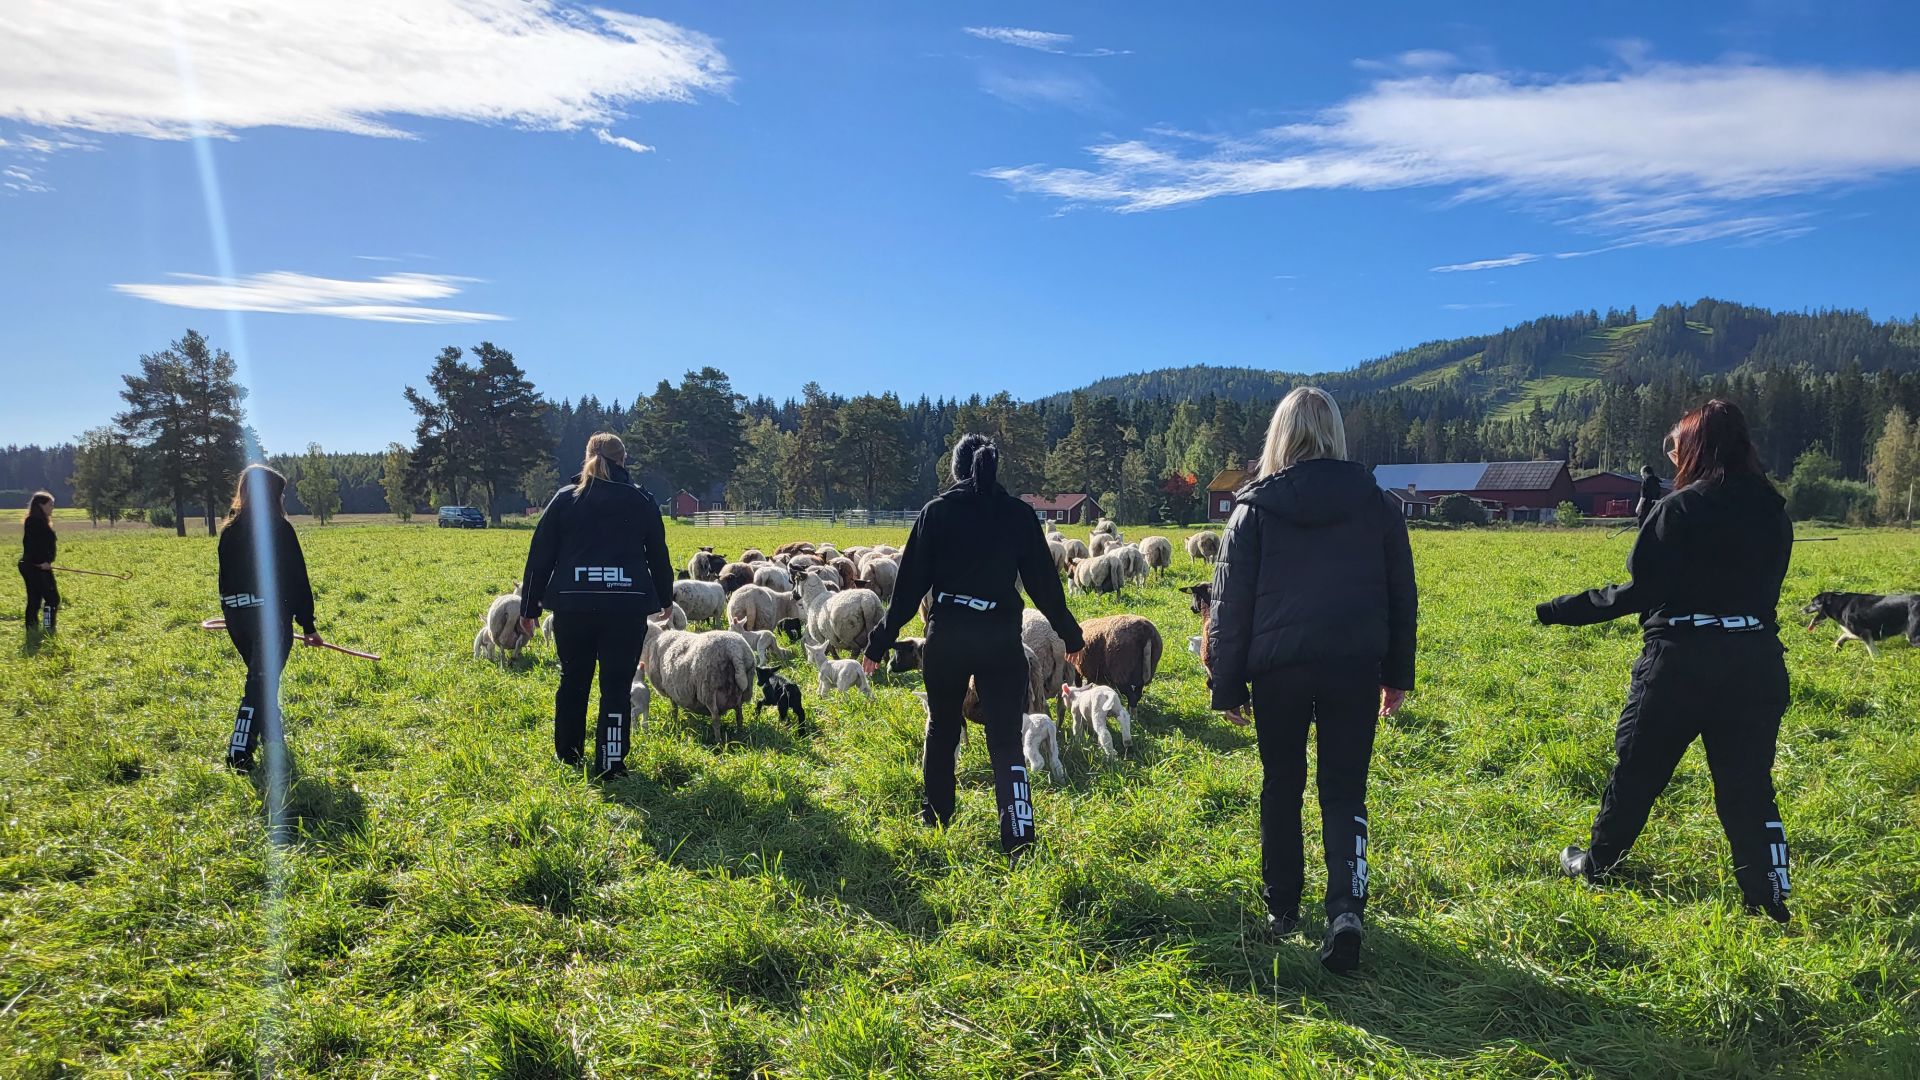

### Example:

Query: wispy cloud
xmin=1431 ymin=253 xmax=1539 ymax=273
xmin=1354 ymin=49 xmax=1460 ymax=73
xmin=984 ymin=62 xmax=1920 ymax=254
xmin=2 ymin=165 xmax=49 ymax=194
xmin=979 ymin=70 xmax=1109 ymax=113
xmin=0 ymin=1 xmax=729 ymax=142
xmin=963 ymin=25 xmax=1128 ymax=58
xmin=112 ymin=271 xmax=506 ymax=323
xmin=595 ymin=129 xmax=655 ymax=155
xmin=1441 ymin=301 xmax=1513 ymax=310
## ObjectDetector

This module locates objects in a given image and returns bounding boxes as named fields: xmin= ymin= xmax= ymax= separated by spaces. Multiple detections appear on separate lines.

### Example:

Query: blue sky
xmin=3 ymin=1 xmax=1919 ymax=451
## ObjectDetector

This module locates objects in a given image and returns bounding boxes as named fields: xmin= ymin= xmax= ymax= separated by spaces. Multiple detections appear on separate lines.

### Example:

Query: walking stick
xmin=50 ymin=565 xmax=132 ymax=580
xmin=199 ymin=618 xmax=381 ymax=661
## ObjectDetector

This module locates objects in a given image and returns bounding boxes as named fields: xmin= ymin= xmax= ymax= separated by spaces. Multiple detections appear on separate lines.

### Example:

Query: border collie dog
xmin=1801 ymin=591 xmax=1920 ymax=658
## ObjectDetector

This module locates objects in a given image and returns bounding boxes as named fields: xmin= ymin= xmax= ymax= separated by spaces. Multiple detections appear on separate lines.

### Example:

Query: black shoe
xmin=1745 ymin=899 xmax=1792 ymax=924
xmin=595 ymin=763 xmax=629 ymax=781
xmin=1267 ymin=909 xmax=1301 ymax=937
xmin=1559 ymin=845 xmax=1597 ymax=882
xmin=1320 ymin=912 xmax=1364 ymax=974
xmin=225 ymin=750 xmax=255 ymax=773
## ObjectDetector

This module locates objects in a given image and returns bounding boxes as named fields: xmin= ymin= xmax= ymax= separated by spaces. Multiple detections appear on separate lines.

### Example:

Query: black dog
xmin=1801 ymin=591 xmax=1920 ymax=657
xmin=756 ymin=667 xmax=808 ymax=732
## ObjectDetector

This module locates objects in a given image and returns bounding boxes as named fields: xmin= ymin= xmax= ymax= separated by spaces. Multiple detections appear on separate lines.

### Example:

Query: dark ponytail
xmin=951 ymin=433 xmax=992 ymax=485
xmin=971 ymin=443 xmax=999 ymax=492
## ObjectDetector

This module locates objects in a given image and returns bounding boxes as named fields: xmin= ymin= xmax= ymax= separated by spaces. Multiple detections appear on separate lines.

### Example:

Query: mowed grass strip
xmin=2 ymin=521 xmax=1917 ymax=1077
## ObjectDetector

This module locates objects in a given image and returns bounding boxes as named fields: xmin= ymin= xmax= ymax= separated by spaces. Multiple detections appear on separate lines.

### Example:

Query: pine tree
xmin=115 ymin=329 xmax=247 ymax=536
xmin=835 ymin=393 xmax=908 ymax=508
xmin=403 ymin=343 xmax=549 ymax=524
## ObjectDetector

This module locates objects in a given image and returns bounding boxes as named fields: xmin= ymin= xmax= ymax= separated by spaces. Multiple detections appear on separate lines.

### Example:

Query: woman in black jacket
xmin=218 ymin=465 xmax=319 ymax=772
xmin=862 ymin=435 xmax=1084 ymax=858
xmin=20 ymin=490 xmax=58 ymax=636
xmin=1208 ymin=386 xmax=1417 ymax=973
xmin=519 ymin=433 xmax=674 ymax=779
xmin=1539 ymin=401 xmax=1794 ymax=922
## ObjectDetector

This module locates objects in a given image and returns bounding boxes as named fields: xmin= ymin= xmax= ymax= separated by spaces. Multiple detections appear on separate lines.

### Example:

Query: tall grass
xmin=2 ymin=522 xmax=1916 ymax=1076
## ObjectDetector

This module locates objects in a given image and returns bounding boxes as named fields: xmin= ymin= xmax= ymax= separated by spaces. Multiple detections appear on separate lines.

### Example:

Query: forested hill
xmin=1052 ymin=299 xmax=1920 ymax=411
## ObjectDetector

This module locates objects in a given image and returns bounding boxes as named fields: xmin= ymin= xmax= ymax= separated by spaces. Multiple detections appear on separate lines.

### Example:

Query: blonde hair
xmin=226 ymin=464 xmax=288 ymax=524
xmin=24 ymin=490 xmax=53 ymax=524
xmin=576 ymin=432 xmax=626 ymax=491
xmin=1258 ymin=387 xmax=1347 ymax=477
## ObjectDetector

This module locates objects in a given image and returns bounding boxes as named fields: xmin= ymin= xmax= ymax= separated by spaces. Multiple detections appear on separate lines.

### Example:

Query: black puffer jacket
xmin=1207 ymin=459 xmax=1417 ymax=710
xmin=520 ymin=463 xmax=674 ymax=619
xmin=1538 ymin=472 xmax=1790 ymax=636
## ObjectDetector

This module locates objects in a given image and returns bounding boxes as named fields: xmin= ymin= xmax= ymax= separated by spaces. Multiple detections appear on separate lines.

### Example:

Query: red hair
xmin=1668 ymin=400 xmax=1765 ymax=489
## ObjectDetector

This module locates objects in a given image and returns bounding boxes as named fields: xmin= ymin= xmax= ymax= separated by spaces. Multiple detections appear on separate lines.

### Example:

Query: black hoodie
xmin=21 ymin=513 xmax=55 ymax=566
xmin=865 ymin=478 xmax=1084 ymax=663
xmin=520 ymin=463 xmax=673 ymax=620
xmin=1207 ymin=458 xmax=1418 ymax=710
xmin=1538 ymin=472 xmax=1791 ymax=635
xmin=217 ymin=514 xmax=316 ymax=635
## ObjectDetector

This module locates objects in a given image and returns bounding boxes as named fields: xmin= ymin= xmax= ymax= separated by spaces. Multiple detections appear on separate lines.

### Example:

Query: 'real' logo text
xmin=574 ymin=566 xmax=633 ymax=586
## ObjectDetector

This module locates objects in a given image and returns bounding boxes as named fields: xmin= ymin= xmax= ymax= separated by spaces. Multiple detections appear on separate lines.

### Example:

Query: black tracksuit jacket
xmin=1208 ymin=459 xmax=1418 ymax=712
xmin=865 ymin=479 xmax=1084 ymax=662
xmin=1538 ymin=472 xmax=1791 ymax=634
xmin=520 ymin=463 xmax=673 ymax=620
xmin=22 ymin=515 xmax=55 ymax=567
xmin=217 ymin=514 xmax=316 ymax=634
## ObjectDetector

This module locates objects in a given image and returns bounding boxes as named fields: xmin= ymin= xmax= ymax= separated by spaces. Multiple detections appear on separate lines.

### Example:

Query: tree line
xmin=23 ymin=297 xmax=1920 ymax=530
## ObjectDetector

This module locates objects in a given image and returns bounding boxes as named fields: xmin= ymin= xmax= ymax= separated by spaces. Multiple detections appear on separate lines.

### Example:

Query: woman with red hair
xmin=1537 ymin=400 xmax=1795 ymax=922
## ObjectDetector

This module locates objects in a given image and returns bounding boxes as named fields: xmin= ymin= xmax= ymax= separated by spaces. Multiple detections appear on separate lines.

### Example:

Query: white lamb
xmin=1090 ymin=532 xmax=1120 ymax=558
xmin=727 ymin=584 xmax=803 ymax=633
xmin=643 ymin=628 xmax=755 ymax=744
xmin=482 ymin=592 xmax=531 ymax=666
xmin=1023 ymin=713 xmax=1066 ymax=783
xmin=629 ymin=675 xmax=651 ymax=720
xmin=1061 ymin=682 xmax=1133 ymax=759
xmin=672 ymin=579 xmax=727 ymax=628
xmin=472 ymin=628 xmax=500 ymax=662
xmin=733 ymin=628 xmax=790 ymax=665
xmin=1137 ymin=536 xmax=1173 ymax=577
xmin=804 ymin=639 xmax=873 ymax=698
xmin=798 ymin=570 xmax=883 ymax=658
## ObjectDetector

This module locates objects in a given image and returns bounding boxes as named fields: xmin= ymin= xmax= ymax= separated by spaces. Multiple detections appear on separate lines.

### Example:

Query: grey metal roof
xmin=1479 ymin=461 xmax=1567 ymax=490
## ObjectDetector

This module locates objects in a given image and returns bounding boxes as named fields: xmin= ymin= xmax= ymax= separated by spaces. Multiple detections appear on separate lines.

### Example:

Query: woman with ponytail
xmin=863 ymin=434 xmax=1083 ymax=859
xmin=19 ymin=491 xmax=58 ymax=637
xmin=519 ymin=433 xmax=674 ymax=779
xmin=217 ymin=465 xmax=319 ymax=771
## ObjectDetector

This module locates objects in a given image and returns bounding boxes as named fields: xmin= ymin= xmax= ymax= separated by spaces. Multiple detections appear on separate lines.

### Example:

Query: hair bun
xmin=971 ymin=443 xmax=999 ymax=491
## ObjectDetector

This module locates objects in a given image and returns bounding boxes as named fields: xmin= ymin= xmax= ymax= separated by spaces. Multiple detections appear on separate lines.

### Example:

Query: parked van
xmin=437 ymin=506 xmax=487 ymax=529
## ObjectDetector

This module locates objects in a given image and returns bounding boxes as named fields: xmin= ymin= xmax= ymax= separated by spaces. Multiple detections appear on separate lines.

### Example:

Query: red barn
xmin=669 ymin=489 xmax=702 ymax=518
xmin=1021 ymin=493 xmax=1101 ymax=524
xmin=1371 ymin=461 xmax=1576 ymax=523
xmin=1572 ymin=470 xmax=1669 ymax=516
xmin=1203 ymin=459 xmax=1259 ymax=522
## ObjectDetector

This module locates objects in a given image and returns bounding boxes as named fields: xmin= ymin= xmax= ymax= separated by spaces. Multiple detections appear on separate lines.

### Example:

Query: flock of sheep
xmin=467 ymin=519 xmax=1228 ymax=784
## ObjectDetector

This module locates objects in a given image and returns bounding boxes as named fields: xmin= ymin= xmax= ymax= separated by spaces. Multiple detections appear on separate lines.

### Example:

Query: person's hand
xmin=1221 ymin=707 xmax=1249 ymax=727
xmin=860 ymin=656 xmax=880 ymax=676
xmin=1379 ymin=687 xmax=1406 ymax=717
xmin=302 ymin=631 xmax=324 ymax=648
xmin=519 ymin=615 xmax=537 ymax=639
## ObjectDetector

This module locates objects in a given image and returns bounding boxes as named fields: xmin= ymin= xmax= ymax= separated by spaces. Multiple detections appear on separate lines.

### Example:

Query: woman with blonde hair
xmin=1207 ymin=386 xmax=1417 ymax=972
xmin=19 ymin=491 xmax=58 ymax=637
xmin=519 ymin=433 xmax=673 ymax=778
xmin=217 ymin=465 xmax=319 ymax=771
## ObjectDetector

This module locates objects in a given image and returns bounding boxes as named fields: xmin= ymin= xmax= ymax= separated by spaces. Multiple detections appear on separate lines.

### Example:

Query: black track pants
xmin=225 ymin=611 xmax=293 ymax=758
xmin=921 ymin=618 xmax=1034 ymax=854
xmin=19 ymin=563 xmax=58 ymax=631
xmin=1588 ymin=636 xmax=1791 ymax=908
xmin=552 ymin=611 xmax=645 ymax=774
xmin=1251 ymin=662 xmax=1379 ymax=919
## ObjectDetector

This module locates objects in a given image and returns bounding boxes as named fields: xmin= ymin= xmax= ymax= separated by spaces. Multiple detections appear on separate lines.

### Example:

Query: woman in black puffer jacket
xmin=1207 ymin=386 xmax=1417 ymax=974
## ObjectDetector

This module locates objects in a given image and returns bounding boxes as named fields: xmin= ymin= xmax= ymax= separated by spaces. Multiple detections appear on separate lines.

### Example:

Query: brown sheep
xmin=1069 ymin=614 xmax=1163 ymax=710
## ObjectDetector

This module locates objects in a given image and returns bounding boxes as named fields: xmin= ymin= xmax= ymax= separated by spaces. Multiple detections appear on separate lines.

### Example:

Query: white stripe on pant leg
xmin=1009 ymin=766 xmax=1032 ymax=839
xmin=230 ymin=706 xmax=254 ymax=753
xmin=604 ymin=713 xmax=624 ymax=765
xmin=1353 ymin=815 xmax=1369 ymax=898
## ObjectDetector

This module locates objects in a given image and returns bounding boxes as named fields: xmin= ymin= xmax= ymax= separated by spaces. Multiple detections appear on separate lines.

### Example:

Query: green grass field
xmin=3 ymin=521 xmax=1918 ymax=1077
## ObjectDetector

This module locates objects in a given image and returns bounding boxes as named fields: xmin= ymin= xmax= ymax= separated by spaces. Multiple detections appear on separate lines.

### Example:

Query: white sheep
xmin=1021 ymin=610 xmax=1072 ymax=718
xmin=804 ymin=639 xmax=873 ymax=698
xmin=1090 ymin=532 xmax=1121 ymax=557
xmin=860 ymin=557 xmax=899 ymax=604
xmin=643 ymin=627 xmax=755 ymax=744
xmin=1113 ymin=543 xmax=1150 ymax=586
xmin=808 ymin=564 xmax=844 ymax=591
xmin=1137 ymin=536 xmax=1173 ymax=577
xmin=473 ymin=628 xmax=500 ymax=662
xmin=658 ymin=601 xmax=689 ymax=632
xmin=686 ymin=547 xmax=727 ymax=581
xmin=1185 ymin=531 xmax=1222 ymax=563
xmin=798 ymin=570 xmax=883 ymax=658
xmin=1068 ymin=553 xmax=1126 ymax=597
xmin=752 ymin=564 xmax=794 ymax=592
xmin=1048 ymin=540 xmax=1068 ymax=574
xmin=1061 ymin=682 xmax=1133 ymax=759
xmin=727 ymin=584 xmax=803 ymax=633
xmin=672 ymin=579 xmax=727 ymax=628
xmin=1062 ymin=538 xmax=1090 ymax=562
xmin=483 ymin=592 xmax=531 ymax=666
xmin=1023 ymin=713 xmax=1066 ymax=783
xmin=629 ymin=675 xmax=651 ymax=720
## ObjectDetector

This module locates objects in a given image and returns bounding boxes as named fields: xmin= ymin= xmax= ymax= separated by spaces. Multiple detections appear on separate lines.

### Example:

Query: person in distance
xmin=1207 ymin=386 xmax=1417 ymax=975
xmin=217 ymin=465 xmax=320 ymax=772
xmin=19 ymin=490 xmax=58 ymax=638
xmin=1538 ymin=400 xmax=1794 ymax=923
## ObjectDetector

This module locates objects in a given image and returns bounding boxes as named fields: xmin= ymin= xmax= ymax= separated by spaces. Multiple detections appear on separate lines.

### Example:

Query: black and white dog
xmin=1801 ymin=591 xmax=1920 ymax=657
xmin=756 ymin=667 xmax=809 ymax=732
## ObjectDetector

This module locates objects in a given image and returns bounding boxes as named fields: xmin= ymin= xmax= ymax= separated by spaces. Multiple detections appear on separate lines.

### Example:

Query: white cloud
xmin=1431 ymin=253 xmax=1539 ymax=273
xmin=962 ymin=25 xmax=1128 ymax=58
xmin=595 ymin=129 xmax=654 ymax=154
xmin=2 ymin=164 xmax=50 ymax=194
xmin=112 ymin=271 xmax=506 ymax=323
xmin=0 ymin=0 xmax=729 ymax=141
xmin=980 ymin=70 xmax=1108 ymax=113
xmin=984 ymin=62 xmax=1920 ymax=251
xmin=1442 ymin=301 xmax=1512 ymax=310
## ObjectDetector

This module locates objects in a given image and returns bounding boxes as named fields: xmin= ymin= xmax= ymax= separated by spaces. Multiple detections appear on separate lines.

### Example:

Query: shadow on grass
xmin=1063 ymin=868 xmax=1782 ymax=1075
xmin=597 ymin=763 xmax=939 ymax=937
